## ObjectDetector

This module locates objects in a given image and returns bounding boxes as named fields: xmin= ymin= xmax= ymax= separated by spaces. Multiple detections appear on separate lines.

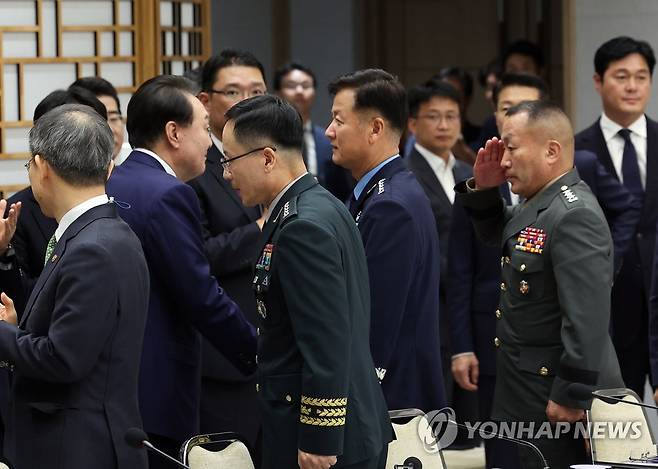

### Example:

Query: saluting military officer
xmin=455 ymin=101 xmax=624 ymax=469
xmin=221 ymin=95 xmax=392 ymax=469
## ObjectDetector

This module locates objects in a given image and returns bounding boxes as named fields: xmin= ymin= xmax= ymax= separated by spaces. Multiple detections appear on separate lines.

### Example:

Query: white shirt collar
xmin=134 ymin=148 xmax=177 ymax=177
xmin=600 ymin=112 xmax=647 ymax=142
xmin=414 ymin=142 xmax=456 ymax=173
xmin=303 ymin=121 xmax=313 ymax=132
xmin=55 ymin=194 xmax=110 ymax=242
xmin=265 ymin=173 xmax=309 ymax=222
xmin=210 ymin=132 xmax=224 ymax=154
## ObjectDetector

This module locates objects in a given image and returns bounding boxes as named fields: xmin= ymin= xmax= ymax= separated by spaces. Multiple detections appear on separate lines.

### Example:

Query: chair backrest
xmin=386 ymin=409 xmax=446 ymax=469
xmin=180 ymin=432 xmax=255 ymax=469
xmin=588 ymin=388 xmax=656 ymax=465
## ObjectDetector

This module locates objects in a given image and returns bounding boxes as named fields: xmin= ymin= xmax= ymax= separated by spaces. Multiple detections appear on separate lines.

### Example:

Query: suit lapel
xmin=589 ymin=119 xmax=617 ymax=179
xmin=19 ymin=203 xmax=117 ymax=328
xmin=352 ymin=157 xmax=406 ymax=218
xmin=501 ymin=170 xmax=580 ymax=242
xmin=408 ymin=150 xmax=451 ymax=206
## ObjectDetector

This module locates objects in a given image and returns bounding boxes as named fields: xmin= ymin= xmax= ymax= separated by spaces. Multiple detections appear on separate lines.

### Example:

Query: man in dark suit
xmin=326 ymin=69 xmax=445 ymax=412
xmin=405 ymin=81 xmax=476 ymax=446
xmin=457 ymin=101 xmax=624 ymax=469
xmin=274 ymin=62 xmax=353 ymax=201
xmin=188 ymin=49 xmax=266 ymax=458
xmin=222 ymin=94 xmax=391 ymax=469
xmin=575 ymin=36 xmax=657 ymax=397
xmin=0 ymin=104 xmax=149 ymax=468
xmin=448 ymin=73 xmax=640 ymax=468
xmin=106 ymin=75 xmax=256 ymax=468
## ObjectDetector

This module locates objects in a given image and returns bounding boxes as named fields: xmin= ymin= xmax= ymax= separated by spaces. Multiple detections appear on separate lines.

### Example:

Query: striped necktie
xmin=44 ymin=234 xmax=57 ymax=266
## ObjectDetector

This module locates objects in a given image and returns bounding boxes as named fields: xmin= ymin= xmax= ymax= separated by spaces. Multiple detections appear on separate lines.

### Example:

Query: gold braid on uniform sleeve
xmin=299 ymin=396 xmax=347 ymax=427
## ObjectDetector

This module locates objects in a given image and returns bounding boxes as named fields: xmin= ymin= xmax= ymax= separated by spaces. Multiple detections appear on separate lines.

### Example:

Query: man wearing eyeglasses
xmin=274 ymin=62 xmax=353 ymax=201
xmin=188 ymin=49 xmax=267 ymax=461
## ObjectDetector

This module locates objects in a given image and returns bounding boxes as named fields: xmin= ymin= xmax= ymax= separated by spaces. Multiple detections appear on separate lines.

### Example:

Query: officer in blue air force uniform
xmin=221 ymin=95 xmax=391 ymax=469
xmin=456 ymin=101 xmax=623 ymax=469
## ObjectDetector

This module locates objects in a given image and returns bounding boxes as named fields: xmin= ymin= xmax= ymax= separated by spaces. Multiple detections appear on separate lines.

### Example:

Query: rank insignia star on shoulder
xmin=515 ymin=226 xmax=546 ymax=254
xmin=560 ymin=185 xmax=578 ymax=203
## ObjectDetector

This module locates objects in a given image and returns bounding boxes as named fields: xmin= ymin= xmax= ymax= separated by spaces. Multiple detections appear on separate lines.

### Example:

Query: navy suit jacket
xmin=188 ymin=143 xmax=261 ymax=383
xmin=106 ymin=150 xmax=256 ymax=442
xmin=312 ymin=124 xmax=353 ymax=202
xmin=349 ymin=157 xmax=445 ymax=412
xmin=0 ymin=203 xmax=149 ymax=469
xmin=448 ymin=150 xmax=640 ymax=376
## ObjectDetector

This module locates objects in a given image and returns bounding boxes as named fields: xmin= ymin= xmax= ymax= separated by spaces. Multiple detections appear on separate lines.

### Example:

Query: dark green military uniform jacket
xmin=252 ymin=174 xmax=392 ymax=468
xmin=456 ymin=169 xmax=624 ymax=422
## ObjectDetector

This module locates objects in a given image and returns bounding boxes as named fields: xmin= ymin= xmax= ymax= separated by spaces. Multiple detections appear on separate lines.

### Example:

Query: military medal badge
xmin=514 ymin=227 xmax=546 ymax=254
xmin=256 ymin=244 xmax=274 ymax=271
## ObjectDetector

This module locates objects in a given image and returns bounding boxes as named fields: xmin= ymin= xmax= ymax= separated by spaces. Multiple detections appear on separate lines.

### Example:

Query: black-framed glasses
xmin=207 ymin=88 xmax=266 ymax=100
xmin=24 ymin=155 xmax=35 ymax=171
xmin=219 ymin=146 xmax=276 ymax=171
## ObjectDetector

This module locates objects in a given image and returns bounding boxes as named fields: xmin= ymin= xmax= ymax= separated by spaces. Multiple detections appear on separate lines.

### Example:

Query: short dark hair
xmin=493 ymin=73 xmax=549 ymax=106
xmin=127 ymin=75 xmax=197 ymax=149
xmin=408 ymin=81 xmax=461 ymax=117
xmin=33 ymin=87 xmax=107 ymax=122
xmin=70 ymin=76 xmax=121 ymax=111
xmin=29 ymin=104 xmax=113 ymax=186
xmin=434 ymin=67 xmax=474 ymax=99
xmin=594 ymin=36 xmax=656 ymax=78
xmin=328 ymin=69 xmax=407 ymax=133
xmin=502 ymin=40 xmax=545 ymax=72
xmin=225 ymin=95 xmax=303 ymax=152
xmin=273 ymin=62 xmax=317 ymax=91
xmin=201 ymin=49 xmax=266 ymax=92
xmin=505 ymin=100 xmax=565 ymax=124
xmin=478 ymin=58 xmax=502 ymax=87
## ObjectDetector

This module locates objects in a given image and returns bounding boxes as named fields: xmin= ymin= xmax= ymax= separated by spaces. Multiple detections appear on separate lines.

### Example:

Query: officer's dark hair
xmin=201 ymin=49 xmax=266 ymax=92
xmin=127 ymin=75 xmax=197 ymax=149
xmin=505 ymin=100 xmax=566 ymax=125
xmin=594 ymin=36 xmax=656 ymax=78
xmin=70 ymin=76 xmax=121 ymax=111
xmin=29 ymin=104 xmax=113 ymax=186
xmin=432 ymin=67 xmax=474 ymax=100
xmin=502 ymin=40 xmax=545 ymax=72
xmin=478 ymin=58 xmax=502 ymax=88
xmin=33 ymin=87 xmax=107 ymax=122
xmin=273 ymin=62 xmax=316 ymax=91
xmin=408 ymin=81 xmax=461 ymax=118
xmin=225 ymin=95 xmax=303 ymax=152
xmin=328 ymin=68 xmax=407 ymax=133
xmin=492 ymin=73 xmax=549 ymax=107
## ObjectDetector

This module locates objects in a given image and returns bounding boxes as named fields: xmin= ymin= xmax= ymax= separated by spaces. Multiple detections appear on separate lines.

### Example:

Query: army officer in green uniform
xmin=220 ymin=95 xmax=392 ymax=469
xmin=455 ymin=101 xmax=624 ymax=469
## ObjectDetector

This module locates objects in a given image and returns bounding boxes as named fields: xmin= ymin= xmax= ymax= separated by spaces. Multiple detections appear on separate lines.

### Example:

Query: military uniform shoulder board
xmin=280 ymin=197 xmax=299 ymax=223
xmin=558 ymin=185 xmax=583 ymax=209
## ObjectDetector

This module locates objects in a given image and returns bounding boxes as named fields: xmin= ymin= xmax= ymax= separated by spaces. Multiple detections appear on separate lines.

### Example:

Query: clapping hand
xmin=0 ymin=199 xmax=21 ymax=255
xmin=0 ymin=292 xmax=17 ymax=326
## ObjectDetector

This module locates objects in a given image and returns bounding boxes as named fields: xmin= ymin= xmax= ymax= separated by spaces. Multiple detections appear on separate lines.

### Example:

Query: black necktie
xmin=618 ymin=128 xmax=644 ymax=199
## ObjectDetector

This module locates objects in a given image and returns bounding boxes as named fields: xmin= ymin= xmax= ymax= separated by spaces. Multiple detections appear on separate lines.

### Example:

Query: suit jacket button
xmin=500 ymin=282 xmax=507 ymax=292
xmin=520 ymin=263 xmax=526 ymax=272
xmin=494 ymin=337 xmax=501 ymax=347
xmin=255 ymin=355 xmax=258 ymax=364
xmin=257 ymin=327 xmax=260 ymax=336
xmin=256 ymin=383 xmax=260 ymax=392
xmin=495 ymin=309 xmax=502 ymax=319
xmin=539 ymin=366 xmax=548 ymax=376
xmin=520 ymin=280 xmax=529 ymax=294
xmin=285 ymin=395 xmax=292 ymax=402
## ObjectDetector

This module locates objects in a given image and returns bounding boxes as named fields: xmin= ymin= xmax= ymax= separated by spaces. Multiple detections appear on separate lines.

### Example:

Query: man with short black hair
xmin=222 ymin=93 xmax=391 ymax=469
xmin=71 ymin=76 xmax=127 ymax=161
xmin=0 ymin=104 xmax=149 ymax=469
xmin=457 ymin=101 xmax=624 ymax=469
xmin=274 ymin=62 xmax=352 ymax=200
xmin=326 ymin=69 xmax=445 ymax=412
xmin=576 ymin=36 xmax=658 ymax=399
xmin=106 ymin=75 xmax=256 ymax=468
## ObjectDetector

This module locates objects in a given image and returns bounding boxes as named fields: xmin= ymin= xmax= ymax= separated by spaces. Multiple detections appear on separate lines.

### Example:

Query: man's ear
xmin=198 ymin=91 xmax=211 ymax=111
xmin=593 ymin=73 xmax=603 ymax=95
xmin=545 ymin=140 xmax=561 ymax=164
xmin=263 ymin=146 xmax=277 ymax=173
xmin=369 ymin=116 xmax=385 ymax=144
xmin=407 ymin=117 xmax=417 ymax=137
xmin=164 ymin=121 xmax=180 ymax=148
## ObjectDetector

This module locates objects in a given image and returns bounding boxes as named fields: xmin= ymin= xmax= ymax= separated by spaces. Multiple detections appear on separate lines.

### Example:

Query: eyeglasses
xmin=417 ymin=113 xmax=460 ymax=125
xmin=219 ymin=146 xmax=276 ymax=171
xmin=24 ymin=155 xmax=35 ymax=171
xmin=207 ymin=88 xmax=266 ymax=100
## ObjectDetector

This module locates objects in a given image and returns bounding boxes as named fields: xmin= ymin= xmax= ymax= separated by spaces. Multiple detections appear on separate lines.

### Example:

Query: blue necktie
xmin=618 ymin=128 xmax=644 ymax=200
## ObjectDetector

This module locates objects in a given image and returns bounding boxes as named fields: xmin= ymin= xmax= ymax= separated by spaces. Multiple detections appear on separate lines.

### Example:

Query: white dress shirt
xmin=55 ymin=194 xmax=110 ymax=242
xmin=134 ymin=147 xmax=177 ymax=178
xmin=599 ymin=112 xmax=647 ymax=189
xmin=210 ymin=132 xmax=224 ymax=154
xmin=415 ymin=143 xmax=456 ymax=203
